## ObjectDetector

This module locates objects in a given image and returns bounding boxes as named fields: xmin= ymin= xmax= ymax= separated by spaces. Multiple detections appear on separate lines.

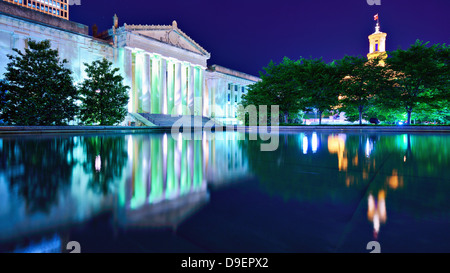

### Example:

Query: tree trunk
xmin=407 ymin=109 xmax=412 ymax=125
xmin=284 ymin=112 xmax=289 ymax=124
xmin=318 ymin=111 xmax=322 ymax=125
xmin=359 ymin=107 xmax=363 ymax=125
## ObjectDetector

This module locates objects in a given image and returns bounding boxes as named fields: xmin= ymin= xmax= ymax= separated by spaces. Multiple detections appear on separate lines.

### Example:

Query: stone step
xmin=138 ymin=113 xmax=218 ymax=127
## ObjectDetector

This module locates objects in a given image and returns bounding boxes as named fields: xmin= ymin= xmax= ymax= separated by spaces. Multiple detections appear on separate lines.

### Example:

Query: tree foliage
xmin=78 ymin=58 xmax=129 ymax=125
xmin=385 ymin=40 xmax=448 ymax=124
xmin=0 ymin=40 xmax=78 ymax=125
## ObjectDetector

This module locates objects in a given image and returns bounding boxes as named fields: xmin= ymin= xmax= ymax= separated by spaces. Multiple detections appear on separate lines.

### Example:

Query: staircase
xmin=138 ymin=113 xmax=218 ymax=127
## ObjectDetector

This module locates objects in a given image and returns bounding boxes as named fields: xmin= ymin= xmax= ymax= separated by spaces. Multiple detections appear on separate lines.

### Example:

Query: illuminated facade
xmin=205 ymin=65 xmax=260 ymax=125
xmin=0 ymin=1 xmax=259 ymax=125
xmin=367 ymin=19 xmax=388 ymax=65
xmin=2 ymin=0 xmax=69 ymax=20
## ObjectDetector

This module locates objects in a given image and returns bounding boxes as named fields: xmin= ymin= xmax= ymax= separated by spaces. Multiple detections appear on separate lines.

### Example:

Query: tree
xmin=385 ymin=40 xmax=447 ymax=124
xmin=300 ymin=58 xmax=341 ymax=125
xmin=0 ymin=39 xmax=78 ymax=125
xmin=240 ymin=57 xmax=304 ymax=124
xmin=338 ymin=56 xmax=391 ymax=125
xmin=78 ymin=58 xmax=129 ymax=125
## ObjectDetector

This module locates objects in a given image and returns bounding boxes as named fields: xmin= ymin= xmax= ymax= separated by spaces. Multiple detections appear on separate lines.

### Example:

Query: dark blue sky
xmin=71 ymin=0 xmax=449 ymax=76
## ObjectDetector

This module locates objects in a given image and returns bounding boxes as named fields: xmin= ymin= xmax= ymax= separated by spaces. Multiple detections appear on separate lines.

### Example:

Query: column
xmin=174 ymin=62 xmax=182 ymax=116
xmin=161 ymin=58 xmax=168 ymax=114
xmin=181 ymin=63 xmax=188 ymax=115
xmin=142 ymin=53 xmax=151 ymax=113
xmin=188 ymin=65 xmax=195 ymax=115
xmin=134 ymin=51 xmax=144 ymax=113
xmin=193 ymin=66 xmax=203 ymax=117
xmin=123 ymin=48 xmax=133 ymax=113
xmin=151 ymin=55 xmax=160 ymax=114
xmin=167 ymin=61 xmax=175 ymax=115
xmin=203 ymin=70 xmax=209 ymax=117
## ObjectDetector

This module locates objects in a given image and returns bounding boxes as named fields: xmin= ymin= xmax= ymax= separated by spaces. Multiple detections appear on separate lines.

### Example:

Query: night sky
xmin=71 ymin=0 xmax=449 ymax=77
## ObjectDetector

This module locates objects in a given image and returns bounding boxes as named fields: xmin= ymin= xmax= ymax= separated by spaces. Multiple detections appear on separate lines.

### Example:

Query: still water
xmin=0 ymin=131 xmax=449 ymax=253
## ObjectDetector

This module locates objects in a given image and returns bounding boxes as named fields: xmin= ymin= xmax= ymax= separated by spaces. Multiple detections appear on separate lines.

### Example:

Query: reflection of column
xmin=174 ymin=62 xmax=182 ymax=115
xmin=142 ymin=53 xmax=151 ymax=113
xmin=161 ymin=58 xmax=168 ymax=114
xmin=167 ymin=61 xmax=175 ymax=115
xmin=175 ymin=134 xmax=181 ymax=196
xmin=180 ymin=139 xmax=191 ymax=194
xmin=188 ymin=65 xmax=195 ymax=115
xmin=150 ymin=138 xmax=163 ymax=202
xmin=130 ymin=140 xmax=146 ymax=209
xmin=151 ymin=55 xmax=160 ymax=114
xmin=193 ymin=139 xmax=203 ymax=190
xmin=166 ymin=136 xmax=177 ymax=199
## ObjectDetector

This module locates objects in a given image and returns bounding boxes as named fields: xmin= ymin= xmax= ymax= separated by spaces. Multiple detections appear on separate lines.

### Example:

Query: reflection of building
xmin=118 ymin=134 xmax=209 ymax=228
xmin=0 ymin=2 xmax=259 ymax=125
xmin=116 ymin=133 xmax=250 ymax=228
xmin=206 ymin=133 xmax=250 ymax=186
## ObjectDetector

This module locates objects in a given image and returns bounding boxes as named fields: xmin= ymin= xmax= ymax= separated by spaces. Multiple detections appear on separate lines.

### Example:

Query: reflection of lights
xmin=303 ymin=136 xmax=308 ymax=154
xmin=398 ymin=121 xmax=404 ymax=126
xmin=365 ymin=138 xmax=373 ymax=158
xmin=177 ymin=133 xmax=183 ymax=152
xmin=312 ymin=133 xmax=318 ymax=154
xmin=367 ymin=191 xmax=387 ymax=240
xmin=388 ymin=169 xmax=403 ymax=190
xmin=95 ymin=155 xmax=101 ymax=172
xmin=404 ymin=156 xmax=407 ymax=162
xmin=13 ymin=234 xmax=61 ymax=253
xmin=127 ymin=135 xmax=133 ymax=159
xmin=328 ymin=134 xmax=347 ymax=171
xmin=163 ymin=133 xmax=168 ymax=158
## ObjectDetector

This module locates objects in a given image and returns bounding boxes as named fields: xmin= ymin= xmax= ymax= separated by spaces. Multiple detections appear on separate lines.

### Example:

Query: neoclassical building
xmin=0 ymin=0 xmax=259 ymax=125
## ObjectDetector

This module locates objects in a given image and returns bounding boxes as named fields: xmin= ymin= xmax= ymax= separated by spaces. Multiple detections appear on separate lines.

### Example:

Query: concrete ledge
xmin=237 ymin=125 xmax=450 ymax=133
xmin=1 ymin=125 xmax=449 ymax=135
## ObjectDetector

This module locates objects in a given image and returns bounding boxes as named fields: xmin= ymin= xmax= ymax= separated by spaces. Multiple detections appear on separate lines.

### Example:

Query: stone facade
xmin=0 ymin=3 xmax=260 ymax=125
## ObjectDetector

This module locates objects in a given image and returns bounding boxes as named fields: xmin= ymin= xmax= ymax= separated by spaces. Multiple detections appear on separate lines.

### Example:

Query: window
xmin=228 ymin=94 xmax=230 ymax=102
xmin=235 ymin=85 xmax=238 ymax=91
xmin=375 ymin=44 xmax=379 ymax=51
xmin=235 ymin=95 xmax=237 ymax=103
xmin=242 ymin=87 xmax=245 ymax=93
xmin=228 ymin=83 xmax=231 ymax=90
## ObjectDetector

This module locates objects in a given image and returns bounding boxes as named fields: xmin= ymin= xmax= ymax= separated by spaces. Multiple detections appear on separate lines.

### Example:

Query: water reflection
xmin=0 ymin=131 xmax=449 ymax=252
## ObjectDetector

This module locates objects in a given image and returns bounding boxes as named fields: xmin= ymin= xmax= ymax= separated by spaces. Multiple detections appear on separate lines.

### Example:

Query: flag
xmin=374 ymin=14 xmax=379 ymax=21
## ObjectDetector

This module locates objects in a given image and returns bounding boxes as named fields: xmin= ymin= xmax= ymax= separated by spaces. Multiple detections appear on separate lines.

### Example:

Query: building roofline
xmin=207 ymin=64 xmax=260 ymax=82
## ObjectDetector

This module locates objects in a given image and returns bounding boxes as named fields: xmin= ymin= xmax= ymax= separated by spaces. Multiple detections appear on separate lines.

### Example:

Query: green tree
xmin=79 ymin=58 xmax=129 ymax=125
xmin=300 ymin=58 xmax=341 ymax=125
xmin=385 ymin=40 xmax=447 ymax=124
xmin=0 ymin=39 xmax=78 ymax=125
xmin=338 ymin=56 xmax=391 ymax=125
xmin=240 ymin=57 xmax=303 ymax=124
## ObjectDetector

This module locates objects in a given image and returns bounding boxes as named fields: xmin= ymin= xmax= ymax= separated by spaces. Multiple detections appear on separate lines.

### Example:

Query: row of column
xmin=124 ymin=135 xmax=206 ymax=210
xmin=121 ymin=47 xmax=208 ymax=116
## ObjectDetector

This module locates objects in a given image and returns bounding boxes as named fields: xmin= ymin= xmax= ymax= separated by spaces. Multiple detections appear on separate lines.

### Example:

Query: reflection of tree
xmin=1 ymin=137 xmax=76 ymax=214
xmin=239 ymin=133 xmax=369 ymax=202
xmin=81 ymin=135 xmax=127 ymax=195
xmin=240 ymin=132 xmax=450 ymax=216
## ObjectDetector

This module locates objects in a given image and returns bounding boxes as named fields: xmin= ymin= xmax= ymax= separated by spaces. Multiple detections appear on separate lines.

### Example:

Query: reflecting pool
xmin=0 ymin=131 xmax=449 ymax=253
